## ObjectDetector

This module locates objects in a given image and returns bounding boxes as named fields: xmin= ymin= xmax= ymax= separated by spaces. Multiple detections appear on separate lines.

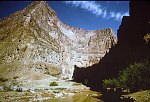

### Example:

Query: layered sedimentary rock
xmin=73 ymin=1 xmax=150 ymax=90
xmin=0 ymin=1 xmax=117 ymax=81
xmin=58 ymin=21 xmax=117 ymax=79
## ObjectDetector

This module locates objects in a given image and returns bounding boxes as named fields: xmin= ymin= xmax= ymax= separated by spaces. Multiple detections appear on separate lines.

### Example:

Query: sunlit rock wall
xmin=0 ymin=1 xmax=117 ymax=80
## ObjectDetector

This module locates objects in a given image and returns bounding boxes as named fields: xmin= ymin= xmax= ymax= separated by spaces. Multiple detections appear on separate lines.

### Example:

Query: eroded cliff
xmin=0 ymin=1 xmax=117 ymax=82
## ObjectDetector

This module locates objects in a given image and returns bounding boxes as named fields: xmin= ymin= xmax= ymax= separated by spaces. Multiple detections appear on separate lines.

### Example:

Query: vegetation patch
xmin=50 ymin=81 xmax=58 ymax=86
xmin=13 ymin=76 xmax=19 ymax=79
xmin=16 ymin=87 xmax=23 ymax=92
xmin=102 ymin=59 xmax=150 ymax=92
xmin=123 ymin=90 xmax=150 ymax=102
xmin=0 ymin=78 xmax=8 ymax=82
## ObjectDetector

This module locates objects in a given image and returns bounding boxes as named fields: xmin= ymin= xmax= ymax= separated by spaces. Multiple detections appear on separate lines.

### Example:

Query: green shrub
xmin=16 ymin=87 xmax=22 ymax=92
xmin=13 ymin=76 xmax=18 ymax=79
xmin=102 ymin=60 xmax=150 ymax=92
xmin=50 ymin=81 xmax=58 ymax=86
xmin=118 ymin=61 xmax=150 ymax=91
xmin=0 ymin=78 xmax=8 ymax=82
xmin=102 ymin=78 xmax=119 ymax=89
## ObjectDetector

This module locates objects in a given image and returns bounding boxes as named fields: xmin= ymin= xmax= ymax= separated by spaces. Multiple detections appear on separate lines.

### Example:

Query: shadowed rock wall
xmin=73 ymin=1 xmax=150 ymax=91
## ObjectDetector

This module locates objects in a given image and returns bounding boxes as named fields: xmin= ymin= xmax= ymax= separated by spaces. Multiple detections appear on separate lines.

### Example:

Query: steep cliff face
xmin=118 ymin=1 xmax=150 ymax=46
xmin=0 ymin=1 xmax=117 ymax=81
xmin=73 ymin=1 xmax=150 ymax=90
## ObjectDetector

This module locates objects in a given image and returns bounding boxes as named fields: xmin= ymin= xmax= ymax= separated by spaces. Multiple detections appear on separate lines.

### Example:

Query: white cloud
xmin=110 ymin=11 xmax=115 ymax=18
xmin=124 ymin=12 xmax=129 ymax=16
xmin=65 ymin=1 xmax=103 ymax=16
xmin=115 ymin=12 xmax=122 ymax=20
xmin=103 ymin=10 xmax=107 ymax=18
xmin=64 ymin=1 xmax=129 ymax=21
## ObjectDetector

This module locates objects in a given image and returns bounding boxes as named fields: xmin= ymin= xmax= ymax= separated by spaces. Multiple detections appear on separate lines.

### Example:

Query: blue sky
xmin=0 ymin=1 xmax=129 ymax=37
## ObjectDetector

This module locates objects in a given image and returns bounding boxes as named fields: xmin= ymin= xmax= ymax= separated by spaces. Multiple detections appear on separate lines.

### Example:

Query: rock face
xmin=73 ymin=1 xmax=150 ymax=90
xmin=0 ymin=1 xmax=117 ymax=81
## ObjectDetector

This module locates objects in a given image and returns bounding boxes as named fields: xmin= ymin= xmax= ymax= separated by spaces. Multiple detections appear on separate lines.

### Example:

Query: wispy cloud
xmin=64 ymin=1 xmax=129 ymax=21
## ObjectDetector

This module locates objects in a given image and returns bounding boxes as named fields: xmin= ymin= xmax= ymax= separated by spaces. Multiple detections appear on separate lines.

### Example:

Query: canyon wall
xmin=0 ymin=1 xmax=117 ymax=80
xmin=73 ymin=1 xmax=150 ymax=90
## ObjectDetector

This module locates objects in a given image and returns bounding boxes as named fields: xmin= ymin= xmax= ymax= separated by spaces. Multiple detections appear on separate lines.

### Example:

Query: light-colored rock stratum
xmin=0 ymin=1 xmax=117 ymax=84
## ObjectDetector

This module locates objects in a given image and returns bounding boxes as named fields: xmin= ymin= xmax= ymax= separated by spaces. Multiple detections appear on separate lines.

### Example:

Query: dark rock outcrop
xmin=73 ymin=1 xmax=150 ymax=91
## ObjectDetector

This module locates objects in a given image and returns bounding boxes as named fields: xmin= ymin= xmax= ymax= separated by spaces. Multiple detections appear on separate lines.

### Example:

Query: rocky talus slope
xmin=0 ymin=1 xmax=117 ymax=86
